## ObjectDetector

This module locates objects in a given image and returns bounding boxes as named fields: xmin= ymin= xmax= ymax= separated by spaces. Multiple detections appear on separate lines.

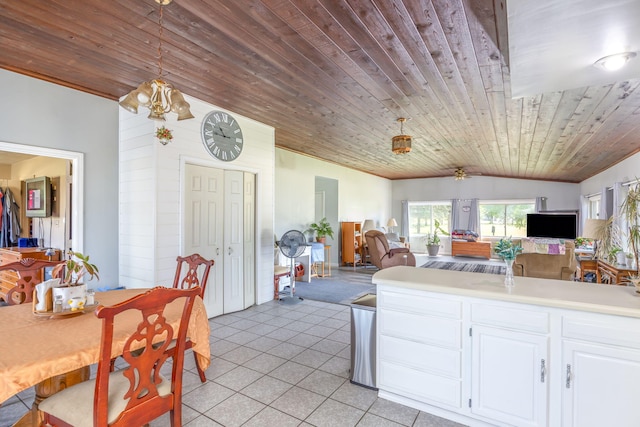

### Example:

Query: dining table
xmin=0 ymin=287 xmax=211 ymax=425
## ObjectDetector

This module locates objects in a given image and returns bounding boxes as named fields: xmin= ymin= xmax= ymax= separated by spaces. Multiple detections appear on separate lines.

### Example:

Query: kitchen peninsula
xmin=372 ymin=266 xmax=640 ymax=427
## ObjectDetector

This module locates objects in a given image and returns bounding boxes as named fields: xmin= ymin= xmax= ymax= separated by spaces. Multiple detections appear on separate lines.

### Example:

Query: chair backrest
xmin=365 ymin=230 xmax=389 ymax=269
xmin=172 ymin=254 xmax=214 ymax=297
xmin=94 ymin=286 xmax=200 ymax=427
xmin=0 ymin=258 xmax=64 ymax=305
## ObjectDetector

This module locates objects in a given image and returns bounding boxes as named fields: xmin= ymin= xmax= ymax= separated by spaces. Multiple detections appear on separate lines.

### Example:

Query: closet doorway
xmin=184 ymin=163 xmax=255 ymax=317
xmin=0 ymin=142 xmax=83 ymax=253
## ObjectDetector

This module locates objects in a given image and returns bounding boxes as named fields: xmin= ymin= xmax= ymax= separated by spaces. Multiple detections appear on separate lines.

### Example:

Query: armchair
xmin=365 ymin=230 xmax=416 ymax=269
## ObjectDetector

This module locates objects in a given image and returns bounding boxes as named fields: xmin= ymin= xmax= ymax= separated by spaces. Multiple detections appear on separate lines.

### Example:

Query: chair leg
xmin=194 ymin=351 xmax=206 ymax=382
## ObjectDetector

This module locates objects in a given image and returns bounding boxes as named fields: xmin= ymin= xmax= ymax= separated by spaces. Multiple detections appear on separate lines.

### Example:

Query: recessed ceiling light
xmin=594 ymin=52 xmax=637 ymax=71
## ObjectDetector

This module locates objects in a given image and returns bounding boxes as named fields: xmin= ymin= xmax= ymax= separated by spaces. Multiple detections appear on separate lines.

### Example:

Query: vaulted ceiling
xmin=1 ymin=0 xmax=639 ymax=182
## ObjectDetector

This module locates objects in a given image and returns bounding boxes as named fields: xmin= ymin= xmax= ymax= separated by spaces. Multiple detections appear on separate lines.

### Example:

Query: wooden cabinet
xmin=341 ymin=221 xmax=362 ymax=267
xmin=0 ymin=247 xmax=61 ymax=303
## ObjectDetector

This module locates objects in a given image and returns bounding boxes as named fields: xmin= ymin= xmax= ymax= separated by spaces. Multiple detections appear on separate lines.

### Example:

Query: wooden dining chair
xmin=39 ymin=286 xmax=200 ymax=427
xmin=0 ymin=258 xmax=64 ymax=305
xmin=171 ymin=253 xmax=214 ymax=382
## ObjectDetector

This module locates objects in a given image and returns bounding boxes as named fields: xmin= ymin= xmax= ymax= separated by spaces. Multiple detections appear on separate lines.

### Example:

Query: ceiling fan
xmin=454 ymin=167 xmax=469 ymax=180
xmin=453 ymin=167 xmax=482 ymax=180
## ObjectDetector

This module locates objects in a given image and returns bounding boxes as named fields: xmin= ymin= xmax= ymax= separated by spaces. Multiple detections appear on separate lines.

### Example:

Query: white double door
xmin=184 ymin=164 xmax=255 ymax=318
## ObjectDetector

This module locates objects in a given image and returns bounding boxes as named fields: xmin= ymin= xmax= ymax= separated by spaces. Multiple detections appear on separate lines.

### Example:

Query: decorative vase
xmin=504 ymin=259 xmax=515 ymax=289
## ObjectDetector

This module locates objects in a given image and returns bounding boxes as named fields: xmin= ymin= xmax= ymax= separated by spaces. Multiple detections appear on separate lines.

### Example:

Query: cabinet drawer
xmin=562 ymin=314 xmax=640 ymax=349
xmin=471 ymin=302 xmax=549 ymax=334
xmin=379 ymin=360 xmax=461 ymax=408
xmin=380 ymin=308 xmax=461 ymax=348
xmin=379 ymin=289 xmax=461 ymax=318
xmin=380 ymin=335 xmax=461 ymax=378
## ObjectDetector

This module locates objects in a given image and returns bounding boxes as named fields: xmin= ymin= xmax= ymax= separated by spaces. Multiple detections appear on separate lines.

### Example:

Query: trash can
xmin=350 ymin=293 xmax=377 ymax=389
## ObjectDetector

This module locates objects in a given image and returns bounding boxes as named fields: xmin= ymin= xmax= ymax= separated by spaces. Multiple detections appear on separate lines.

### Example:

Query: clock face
xmin=201 ymin=111 xmax=244 ymax=161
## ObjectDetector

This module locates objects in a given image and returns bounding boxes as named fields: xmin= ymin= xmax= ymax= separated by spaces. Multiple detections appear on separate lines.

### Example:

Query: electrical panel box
xmin=25 ymin=176 xmax=52 ymax=218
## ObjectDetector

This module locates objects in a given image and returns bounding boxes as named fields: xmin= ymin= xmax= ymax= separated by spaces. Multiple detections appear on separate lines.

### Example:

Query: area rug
xmin=287 ymin=276 xmax=376 ymax=305
xmin=421 ymin=260 xmax=505 ymax=275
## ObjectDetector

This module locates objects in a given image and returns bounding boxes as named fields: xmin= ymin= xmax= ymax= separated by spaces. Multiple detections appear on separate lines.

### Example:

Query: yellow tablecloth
xmin=0 ymin=288 xmax=210 ymax=404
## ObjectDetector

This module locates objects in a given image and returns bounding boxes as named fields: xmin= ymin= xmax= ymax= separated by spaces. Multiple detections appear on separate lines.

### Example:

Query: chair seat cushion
xmin=39 ymin=369 xmax=170 ymax=427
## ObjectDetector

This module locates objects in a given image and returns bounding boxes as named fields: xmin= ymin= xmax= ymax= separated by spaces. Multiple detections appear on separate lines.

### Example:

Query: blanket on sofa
xmin=521 ymin=238 xmax=566 ymax=255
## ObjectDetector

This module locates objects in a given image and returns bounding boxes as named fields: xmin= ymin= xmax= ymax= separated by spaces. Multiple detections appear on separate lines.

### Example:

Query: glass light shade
xmin=392 ymin=134 xmax=412 ymax=154
xmin=136 ymin=81 xmax=154 ymax=104
xmin=594 ymin=52 xmax=637 ymax=71
xmin=119 ymin=91 xmax=140 ymax=113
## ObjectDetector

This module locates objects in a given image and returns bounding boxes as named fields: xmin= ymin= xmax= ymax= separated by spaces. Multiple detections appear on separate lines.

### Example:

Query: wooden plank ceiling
xmin=1 ymin=0 xmax=639 ymax=182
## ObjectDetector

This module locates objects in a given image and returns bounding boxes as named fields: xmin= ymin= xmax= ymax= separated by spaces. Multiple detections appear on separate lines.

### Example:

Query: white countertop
xmin=372 ymin=266 xmax=640 ymax=318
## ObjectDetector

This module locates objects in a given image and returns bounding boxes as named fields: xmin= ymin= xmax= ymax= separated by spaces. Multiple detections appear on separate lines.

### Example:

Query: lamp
xmin=392 ymin=118 xmax=412 ymax=154
xmin=119 ymin=0 xmax=194 ymax=121
xmin=362 ymin=219 xmax=376 ymax=235
xmin=387 ymin=218 xmax=397 ymax=233
xmin=594 ymin=52 xmax=637 ymax=71
xmin=582 ymin=218 xmax=607 ymax=258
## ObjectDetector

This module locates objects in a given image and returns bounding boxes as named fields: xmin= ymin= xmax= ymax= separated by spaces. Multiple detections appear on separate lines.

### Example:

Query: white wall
xmin=275 ymin=148 xmax=392 ymax=265
xmin=0 ymin=69 xmax=119 ymax=286
xmin=580 ymin=151 xmax=640 ymax=195
xmin=119 ymin=97 xmax=276 ymax=305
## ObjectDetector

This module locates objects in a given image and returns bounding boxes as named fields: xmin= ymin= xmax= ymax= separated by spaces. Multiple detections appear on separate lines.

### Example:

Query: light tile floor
xmin=1 ymin=268 xmax=469 ymax=427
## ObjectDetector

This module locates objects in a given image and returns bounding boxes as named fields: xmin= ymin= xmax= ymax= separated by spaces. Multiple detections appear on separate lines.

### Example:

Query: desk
xmin=596 ymin=260 xmax=637 ymax=285
xmin=0 ymin=288 xmax=210 ymax=418
xmin=311 ymin=245 xmax=331 ymax=277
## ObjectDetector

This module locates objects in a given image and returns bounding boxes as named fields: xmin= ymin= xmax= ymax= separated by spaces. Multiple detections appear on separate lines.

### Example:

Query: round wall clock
xmin=201 ymin=110 xmax=244 ymax=161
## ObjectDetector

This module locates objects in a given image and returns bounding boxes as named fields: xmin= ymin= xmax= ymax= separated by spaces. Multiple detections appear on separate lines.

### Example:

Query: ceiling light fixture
xmin=119 ymin=0 xmax=194 ymax=121
xmin=593 ymin=52 xmax=637 ymax=71
xmin=454 ymin=167 xmax=467 ymax=181
xmin=392 ymin=118 xmax=412 ymax=154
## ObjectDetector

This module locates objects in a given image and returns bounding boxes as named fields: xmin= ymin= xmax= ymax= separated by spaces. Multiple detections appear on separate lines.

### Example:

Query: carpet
xmin=421 ymin=260 xmax=505 ymax=275
xmin=285 ymin=275 xmax=376 ymax=305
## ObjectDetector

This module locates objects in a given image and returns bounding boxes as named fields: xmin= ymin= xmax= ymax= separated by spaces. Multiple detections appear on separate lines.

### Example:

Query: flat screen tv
xmin=526 ymin=213 xmax=577 ymax=240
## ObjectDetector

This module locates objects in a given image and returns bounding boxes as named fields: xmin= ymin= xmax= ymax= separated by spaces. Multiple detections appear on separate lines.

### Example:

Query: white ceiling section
xmin=507 ymin=0 xmax=640 ymax=97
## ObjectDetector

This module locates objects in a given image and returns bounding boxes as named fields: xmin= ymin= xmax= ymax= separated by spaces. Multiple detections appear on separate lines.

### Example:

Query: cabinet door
xmin=470 ymin=325 xmax=548 ymax=427
xmin=562 ymin=340 xmax=640 ymax=427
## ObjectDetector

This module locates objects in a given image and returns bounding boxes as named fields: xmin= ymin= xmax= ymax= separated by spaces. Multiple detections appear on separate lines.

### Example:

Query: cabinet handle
xmin=228 ymin=247 xmax=232 ymax=255
xmin=540 ymin=359 xmax=546 ymax=383
xmin=216 ymin=248 xmax=220 ymax=256
xmin=566 ymin=364 xmax=572 ymax=388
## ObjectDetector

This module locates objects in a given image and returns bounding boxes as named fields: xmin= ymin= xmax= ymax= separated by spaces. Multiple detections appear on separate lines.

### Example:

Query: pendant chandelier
xmin=119 ymin=0 xmax=194 ymax=121
xmin=391 ymin=118 xmax=412 ymax=154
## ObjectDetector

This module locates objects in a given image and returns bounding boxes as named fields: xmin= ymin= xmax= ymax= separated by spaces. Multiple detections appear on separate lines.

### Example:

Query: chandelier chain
xmin=157 ymin=3 xmax=164 ymax=78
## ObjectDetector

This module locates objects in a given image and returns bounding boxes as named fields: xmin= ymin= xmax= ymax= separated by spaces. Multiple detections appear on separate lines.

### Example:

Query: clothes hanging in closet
xmin=1 ymin=187 xmax=21 ymax=247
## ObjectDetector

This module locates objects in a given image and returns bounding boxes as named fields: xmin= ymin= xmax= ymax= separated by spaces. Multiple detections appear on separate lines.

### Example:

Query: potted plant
xmin=51 ymin=251 xmax=100 ymax=311
xmin=426 ymin=220 xmax=449 ymax=256
xmin=620 ymin=183 xmax=640 ymax=270
xmin=308 ymin=217 xmax=334 ymax=244
xmin=493 ymin=237 xmax=523 ymax=288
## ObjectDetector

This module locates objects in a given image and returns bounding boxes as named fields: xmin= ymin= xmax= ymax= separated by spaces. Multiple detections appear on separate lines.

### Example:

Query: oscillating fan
xmin=277 ymin=230 xmax=307 ymax=304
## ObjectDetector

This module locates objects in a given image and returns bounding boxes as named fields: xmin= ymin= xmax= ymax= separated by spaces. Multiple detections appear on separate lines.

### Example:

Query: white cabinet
xmin=470 ymin=303 xmax=549 ymax=427
xmin=561 ymin=314 xmax=640 ymax=427
xmin=470 ymin=325 xmax=548 ymax=427
xmin=378 ymin=288 xmax=463 ymax=410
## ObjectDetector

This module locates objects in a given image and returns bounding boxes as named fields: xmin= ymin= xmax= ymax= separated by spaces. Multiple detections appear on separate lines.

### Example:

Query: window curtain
xmin=612 ymin=182 xmax=626 ymax=250
xmin=599 ymin=187 xmax=610 ymax=220
xmin=451 ymin=199 xmax=461 ymax=231
xmin=468 ymin=198 xmax=479 ymax=233
xmin=401 ymin=200 xmax=409 ymax=241
xmin=579 ymin=195 xmax=589 ymax=236
xmin=535 ymin=196 xmax=547 ymax=213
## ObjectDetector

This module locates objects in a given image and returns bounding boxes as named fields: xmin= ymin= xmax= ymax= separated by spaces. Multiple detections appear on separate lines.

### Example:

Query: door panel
xmin=184 ymin=164 xmax=223 ymax=317
xmin=223 ymin=170 xmax=244 ymax=313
